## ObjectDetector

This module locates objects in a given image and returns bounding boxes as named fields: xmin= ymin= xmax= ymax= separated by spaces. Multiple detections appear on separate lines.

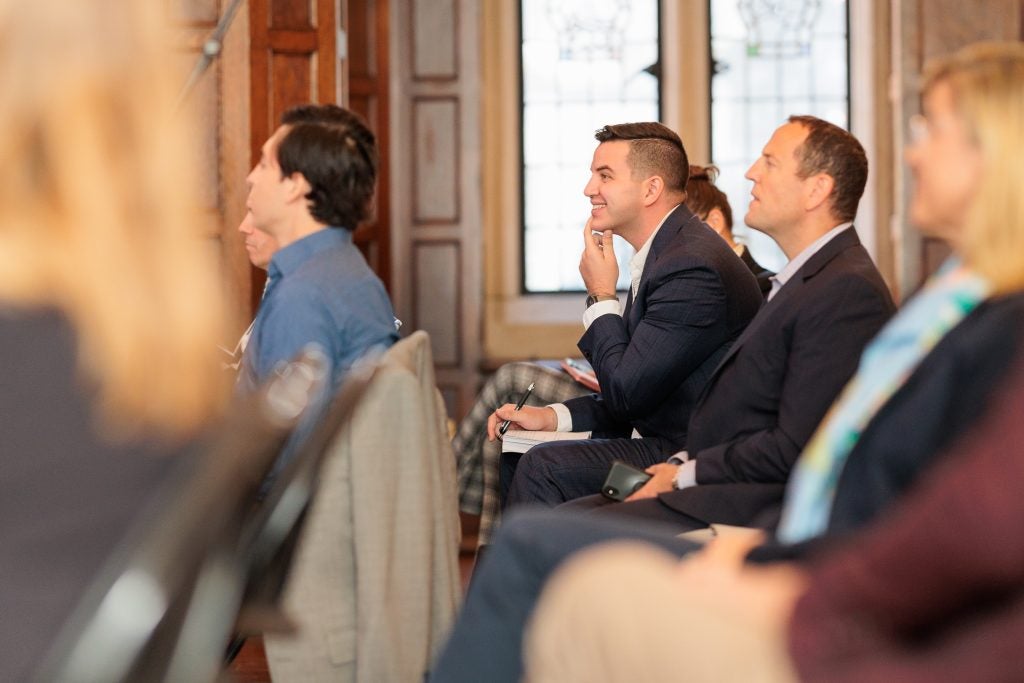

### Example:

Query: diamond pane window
xmin=711 ymin=0 xmax=849 ymax=272
xmin=521 ymin=0 xmax=660 ymax=293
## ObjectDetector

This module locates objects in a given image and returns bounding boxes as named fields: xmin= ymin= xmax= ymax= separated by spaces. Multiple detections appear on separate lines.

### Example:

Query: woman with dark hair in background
xmin=686 ymin=164 xmax=774 ymax=296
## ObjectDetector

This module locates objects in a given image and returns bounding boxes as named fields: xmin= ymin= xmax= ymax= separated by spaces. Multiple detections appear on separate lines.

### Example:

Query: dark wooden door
xmin=248 ymin=0 xmax=392 ymax=312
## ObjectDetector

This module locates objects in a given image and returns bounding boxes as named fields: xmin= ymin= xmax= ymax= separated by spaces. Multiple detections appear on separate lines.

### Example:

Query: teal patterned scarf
xmin=777 ymin=258 xmax=991 ymax=543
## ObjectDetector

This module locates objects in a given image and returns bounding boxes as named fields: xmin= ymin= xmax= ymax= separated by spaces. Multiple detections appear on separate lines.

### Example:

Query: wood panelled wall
xmin=892 ymin=0 xmax=1024 ymax=296
xmin=248 ymin=0 xmax=392 ymax=311
xmin=346 ymin=0 xmax=393 ymax=291
xmin=170 ymin=1 xmax=1024 ymax=409
xmin=168 ymin=0 xmax=251 ymax=343
xmin=248 ymin=0 xmax=338 ymax=311
xmin=389 ymin=0 xmax=483 ymax=420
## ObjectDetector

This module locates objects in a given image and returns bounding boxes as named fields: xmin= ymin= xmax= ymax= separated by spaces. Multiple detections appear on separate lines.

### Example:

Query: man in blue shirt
xmin=238 ymin=104 xmax=398 ymax=394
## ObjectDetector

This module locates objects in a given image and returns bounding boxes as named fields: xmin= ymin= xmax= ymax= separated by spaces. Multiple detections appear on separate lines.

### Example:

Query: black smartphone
xmin=601 ymin=460 xmax=653 ymax=501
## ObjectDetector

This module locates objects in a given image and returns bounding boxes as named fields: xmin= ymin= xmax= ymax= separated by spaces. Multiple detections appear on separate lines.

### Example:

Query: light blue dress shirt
xmin=238 ymin=227 xmax=398 ymax=395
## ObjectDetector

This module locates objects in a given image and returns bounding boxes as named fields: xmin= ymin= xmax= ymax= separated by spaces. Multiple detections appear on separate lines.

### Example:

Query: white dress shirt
xmin=552 ymin=205 xmax=682 ymax=431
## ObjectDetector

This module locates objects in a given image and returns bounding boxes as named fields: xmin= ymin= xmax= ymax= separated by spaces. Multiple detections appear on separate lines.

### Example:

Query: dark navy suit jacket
xmin=826 ymin=291 xmax=1024 ymax=536
xmin=751 ymin=290 xmax=1024 ymax=561
xmin=657 ymin=227 xmax=895 ymax=525
xmin=564 ymin=204 xmax=763 ymax=450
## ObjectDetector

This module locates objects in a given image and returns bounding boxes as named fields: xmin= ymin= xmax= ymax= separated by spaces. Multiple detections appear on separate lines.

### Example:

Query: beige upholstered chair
xmin=265 ymin=331 xmax=461 ymax=683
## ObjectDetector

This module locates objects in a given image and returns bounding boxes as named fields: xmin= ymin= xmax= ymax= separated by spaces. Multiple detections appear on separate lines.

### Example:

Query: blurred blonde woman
xmin=0 ymin=1 xmax=230 ymax=678
xmin=522 ymin=41 xmax=1024 ymax=683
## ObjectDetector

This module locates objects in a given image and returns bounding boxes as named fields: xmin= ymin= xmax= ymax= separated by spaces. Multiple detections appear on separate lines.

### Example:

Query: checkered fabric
xmin=454 ymin=362 xmax=590 ymax=545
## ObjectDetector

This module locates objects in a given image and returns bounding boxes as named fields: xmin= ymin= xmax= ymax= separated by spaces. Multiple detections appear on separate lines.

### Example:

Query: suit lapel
xmin=622 ymin=287 xmax=634 ymax=320
xmin=708 ymin=227 xmax=862 ymax=378
xmin=630 ymin=205 xmax=700 ymax=307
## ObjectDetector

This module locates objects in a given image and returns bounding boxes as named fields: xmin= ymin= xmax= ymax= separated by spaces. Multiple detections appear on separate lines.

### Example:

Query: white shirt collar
xmin=629 ymin=204 xmax=680 ymax=297
xmin=767 ymin=222 xmax=852 ymax=301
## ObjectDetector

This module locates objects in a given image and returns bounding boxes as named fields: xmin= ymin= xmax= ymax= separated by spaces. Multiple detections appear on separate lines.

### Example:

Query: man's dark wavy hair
xmin=594 ymin=122 xmax=689 ymax=193
xmin=276 ymin=104 xmax=378 ymax=230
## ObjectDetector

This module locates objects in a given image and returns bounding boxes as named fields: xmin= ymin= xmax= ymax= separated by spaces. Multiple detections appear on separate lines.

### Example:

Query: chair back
xmin=264 ymin=330 xmax=462 ymax=683
xmin=231 ymin=349 xmax=385 ymax=631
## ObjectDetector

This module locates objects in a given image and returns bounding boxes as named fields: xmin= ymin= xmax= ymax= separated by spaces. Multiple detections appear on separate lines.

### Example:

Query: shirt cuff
xmin=548 ymin=403 xmax=573 ymax=432
xmin=582 ymin=298 xmax=621 ymax=330
xmin=667 ymin=450 xmax=689 ymax=465
xmin=674 ymin=459 xmax=697 ymax=490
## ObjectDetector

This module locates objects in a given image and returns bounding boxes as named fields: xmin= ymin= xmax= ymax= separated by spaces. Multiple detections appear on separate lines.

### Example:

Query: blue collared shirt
xmin=238 ymin=228 xmax=398 ymax=395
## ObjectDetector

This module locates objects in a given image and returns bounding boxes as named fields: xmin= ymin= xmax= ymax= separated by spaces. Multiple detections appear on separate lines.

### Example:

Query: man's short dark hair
xmin=594 ymin=122 xmax=689 ymax=194
xmin=685 ymin=164 xmax=733 ymax=230
xmin=787 ymin=115 xmax=867 ymax=223
xmin=276 ymin=104 xmax=378 ymax=230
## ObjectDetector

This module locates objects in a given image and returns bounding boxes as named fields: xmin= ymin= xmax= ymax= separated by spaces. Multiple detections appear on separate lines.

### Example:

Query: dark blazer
xmin=657 ymin=227 xmax=895 ymax=524
xmin=565 ymin=204 xmax=763 ymax=450
xmin=749 ymin=291 xmax=1024 ymax=563
xmin=739 ymin=245 xmax=774 ymax=296
xmin=825 ymin=291 xmax=1024 ymax=536
xmin=0 ymin=309 xmax=197 ymax=682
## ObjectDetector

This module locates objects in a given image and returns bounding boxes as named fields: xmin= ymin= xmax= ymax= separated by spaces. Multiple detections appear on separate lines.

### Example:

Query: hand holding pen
xmin=499 ymin=382 xmax=535 ymax=436
xmin=487 ymin=382 xmax=562 ymax=439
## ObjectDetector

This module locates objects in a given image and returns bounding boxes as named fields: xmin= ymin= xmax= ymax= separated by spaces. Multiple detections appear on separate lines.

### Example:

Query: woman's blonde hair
xmin=0 ymin=0 xmax=231 ymax=437
xmin=923 ymin=41 xmax=1024 ymax=294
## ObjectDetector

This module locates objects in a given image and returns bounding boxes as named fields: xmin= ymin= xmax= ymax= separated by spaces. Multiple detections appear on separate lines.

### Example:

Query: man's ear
xmin=804 ymin=173 xmax=835 ymax=213
xmin=282 ymin=172 xmax=311 ymax=204
xmin=642 ymin=175 xmax=665 ymax=206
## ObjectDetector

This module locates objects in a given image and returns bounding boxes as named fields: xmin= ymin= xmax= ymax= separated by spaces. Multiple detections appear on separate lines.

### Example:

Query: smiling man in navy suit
xmin=492 ymin=122 xmax=763 ymax=509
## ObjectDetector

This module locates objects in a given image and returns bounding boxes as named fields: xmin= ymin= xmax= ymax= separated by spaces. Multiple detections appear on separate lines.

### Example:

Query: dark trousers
xmin=427 ymin=507 xmax=703 ymax=683
xmin=562 ymin=493 xmax=712 ymax=533
xmin=501 ymin=436 xmax=676 ymax=509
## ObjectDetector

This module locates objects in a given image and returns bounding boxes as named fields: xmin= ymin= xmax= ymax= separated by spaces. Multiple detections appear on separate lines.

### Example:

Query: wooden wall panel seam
xmin=411 ymin=95 xmax=461 ymax=225
xmin=410 ymin=0 xmax=459 ymax=81
xmin=410 ymin=239 xmax=462 ymax=368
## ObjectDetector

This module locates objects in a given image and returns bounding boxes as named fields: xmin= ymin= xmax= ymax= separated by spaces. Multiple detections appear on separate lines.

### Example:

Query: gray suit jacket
xmin=265 ymin=331 xmax=461 ymax=683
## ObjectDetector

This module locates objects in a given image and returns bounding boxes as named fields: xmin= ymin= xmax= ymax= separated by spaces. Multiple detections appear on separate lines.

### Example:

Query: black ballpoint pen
xmin=499 ymin=382 xmax=535 ymax=437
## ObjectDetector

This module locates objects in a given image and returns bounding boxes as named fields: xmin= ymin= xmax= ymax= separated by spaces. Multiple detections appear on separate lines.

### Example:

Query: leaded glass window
xmin=711 ymin=0 xmax=850 ymax=271
xmin=520 ymin=0 xmax=660 ymax=293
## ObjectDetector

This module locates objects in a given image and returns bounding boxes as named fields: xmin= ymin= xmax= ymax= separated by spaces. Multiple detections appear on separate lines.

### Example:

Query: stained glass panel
xmin=711 ymin=0 xmax=849 ymax=272
xmin=521 ymin=0 xmax=660 ymax=293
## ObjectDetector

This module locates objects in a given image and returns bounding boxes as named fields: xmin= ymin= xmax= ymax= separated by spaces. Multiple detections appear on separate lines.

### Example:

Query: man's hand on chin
xmin=579 ymin=219 xmax=619 ymax=297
